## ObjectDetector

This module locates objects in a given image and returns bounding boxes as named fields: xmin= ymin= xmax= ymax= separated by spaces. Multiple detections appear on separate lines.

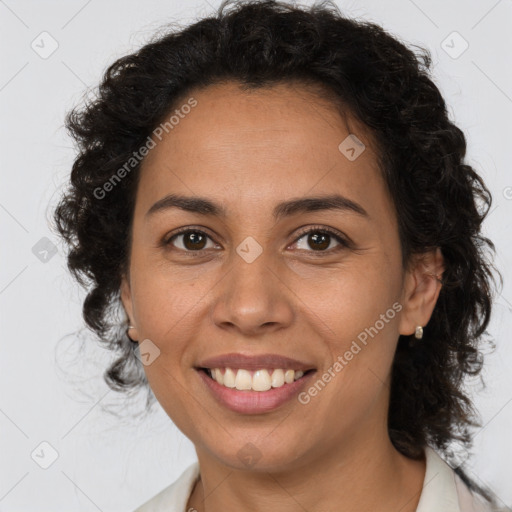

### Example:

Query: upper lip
xmin=196 ymin=353 xmax=316 ymax=371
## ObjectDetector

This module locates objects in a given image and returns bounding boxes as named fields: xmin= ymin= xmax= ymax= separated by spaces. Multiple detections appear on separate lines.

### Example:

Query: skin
xmin=121 ymin=81 xmax=445 ymax=512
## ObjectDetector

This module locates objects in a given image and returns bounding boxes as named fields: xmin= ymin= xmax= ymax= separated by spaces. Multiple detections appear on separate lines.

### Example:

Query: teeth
xmin=207 ymin=367 xmax=307 ymax=391
xmin=252 ymin=370 xmax=272 ymax=391
xmin=271 ymin=369 xmax=285 ymax=387
xmin=223 ymin=368 xmax=236 ymax=388
xmin=213 ymin=368 xmax=224 ymax=385
xmin=235 ymin=369 xmax=252 ymax=390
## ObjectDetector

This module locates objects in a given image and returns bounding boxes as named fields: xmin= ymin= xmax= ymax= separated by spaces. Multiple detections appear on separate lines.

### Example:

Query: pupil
xmin=185 ymin=232 xmax=206 ymax=250
xmin=181 ymin=232 xmax=331 ymax=251
xmin=309 ymin=232 xmax=329 ymax=250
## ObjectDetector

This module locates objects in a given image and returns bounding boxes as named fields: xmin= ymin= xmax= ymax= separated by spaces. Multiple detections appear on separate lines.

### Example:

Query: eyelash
xmin=163 ymin=225 xmax=351 ymax=256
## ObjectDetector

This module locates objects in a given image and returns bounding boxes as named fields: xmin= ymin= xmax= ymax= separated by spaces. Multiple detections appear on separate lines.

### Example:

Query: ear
xmin=398 ymin=248 xmax=445 ymax=337
xmin=120 ymin=273 xmax=138 ymax=341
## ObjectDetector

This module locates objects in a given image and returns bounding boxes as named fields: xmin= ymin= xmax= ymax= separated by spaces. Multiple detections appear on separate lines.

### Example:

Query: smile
xmin=202 ymin=367 xmax=309 ymax=391
xmin=196 ymin=367 xmax=316 ymax=414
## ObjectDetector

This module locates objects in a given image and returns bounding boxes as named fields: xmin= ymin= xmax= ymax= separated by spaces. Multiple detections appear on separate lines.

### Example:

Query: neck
xmin=187 ymin=424 xmax=426 ymax=512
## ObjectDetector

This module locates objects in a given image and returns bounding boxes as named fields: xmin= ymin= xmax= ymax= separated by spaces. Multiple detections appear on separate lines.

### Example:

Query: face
xmin=121 ymin=81 xmax=442 ymax=472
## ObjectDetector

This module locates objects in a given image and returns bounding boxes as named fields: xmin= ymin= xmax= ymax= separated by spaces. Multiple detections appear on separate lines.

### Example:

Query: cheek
xmin=298 ymin=259 xmax=400 ymax=340
xmin=130 ymin=256 xmax=206 ymax=335
xmin=298 ymin=260 xmax=401 ymax=394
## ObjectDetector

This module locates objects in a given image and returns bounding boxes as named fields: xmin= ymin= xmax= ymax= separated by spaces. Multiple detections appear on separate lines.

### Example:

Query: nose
xmin=210 ymin=249 xmax=295 ymax=337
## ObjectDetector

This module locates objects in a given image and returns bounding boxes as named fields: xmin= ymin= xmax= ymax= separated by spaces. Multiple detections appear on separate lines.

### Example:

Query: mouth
xmin=198 ymin=367 xmax=315 ymax=391
xmin=195 ymin=366 xmax=317 ymax=414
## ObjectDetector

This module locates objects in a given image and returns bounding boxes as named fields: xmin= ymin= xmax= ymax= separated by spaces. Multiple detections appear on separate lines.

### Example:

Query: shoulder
xmin=418 ymin=447 xmax=510 ymax=512
xmin=453 ymin=471 xmax=510 ymax=512
xmin=132 ymin=461 xmax=200 ymax=512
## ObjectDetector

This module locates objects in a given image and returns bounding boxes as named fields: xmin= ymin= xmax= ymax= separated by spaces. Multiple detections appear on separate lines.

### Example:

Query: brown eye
xmin=166 ymin=229 xmax=217 ymax=252
xmin=292 ymin=227 xmax=349 ymax=253
xmin=305 ymin=232 xmax=330 ymax=251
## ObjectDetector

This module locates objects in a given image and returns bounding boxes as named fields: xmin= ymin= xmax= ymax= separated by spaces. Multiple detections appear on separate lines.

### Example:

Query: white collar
xmin=133 ymin=446 xmax=495 ymax=512
xmin=417 ymin=446 xmax=467 ymax=511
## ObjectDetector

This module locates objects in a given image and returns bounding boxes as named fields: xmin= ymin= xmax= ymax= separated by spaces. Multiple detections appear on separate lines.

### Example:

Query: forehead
xmin=135 ymin=81 xmax=394 ymax=226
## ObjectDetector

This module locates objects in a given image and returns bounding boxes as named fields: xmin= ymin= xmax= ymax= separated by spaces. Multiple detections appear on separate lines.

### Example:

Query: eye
xmin=164 ymin=227 xmax=219 ymax=252
xmin=163 ymin=225 xmax=351 ymax=255
xmin=291 ymin=226 xmax=350 ymax=254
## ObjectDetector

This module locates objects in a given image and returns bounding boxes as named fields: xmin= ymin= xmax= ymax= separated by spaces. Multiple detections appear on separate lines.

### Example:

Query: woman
xmin=52 ymin=0 xmax=507 ymax=510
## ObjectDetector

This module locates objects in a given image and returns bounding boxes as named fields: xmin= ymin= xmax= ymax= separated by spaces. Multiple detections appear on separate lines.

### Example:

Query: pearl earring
xmin=126 ymin=324 xmax=138 ymax=343
xmin=414 ymin=326 xmax=423 ymax=340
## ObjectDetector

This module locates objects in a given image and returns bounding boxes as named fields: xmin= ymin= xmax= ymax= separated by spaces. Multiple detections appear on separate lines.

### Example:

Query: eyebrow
xmin=145 ymin=193 xmax=369 ymax=221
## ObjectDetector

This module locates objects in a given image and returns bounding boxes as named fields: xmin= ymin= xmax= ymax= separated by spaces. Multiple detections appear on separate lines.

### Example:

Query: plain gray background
xmin=1 ymin=0 xmax=511 ymax=510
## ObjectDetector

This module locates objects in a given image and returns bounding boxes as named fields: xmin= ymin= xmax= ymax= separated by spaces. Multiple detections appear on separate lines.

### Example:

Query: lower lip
xmin=197 ymin=369 xmax=316 ymax=414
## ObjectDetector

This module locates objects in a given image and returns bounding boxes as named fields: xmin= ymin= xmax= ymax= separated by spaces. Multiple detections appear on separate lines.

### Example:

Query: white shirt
xmin=132 ymin=447 xmax=508 ymax=512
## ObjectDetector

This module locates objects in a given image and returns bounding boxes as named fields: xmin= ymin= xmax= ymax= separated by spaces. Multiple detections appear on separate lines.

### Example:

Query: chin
xmin=205 ymin=436 xmax=308 ymax=473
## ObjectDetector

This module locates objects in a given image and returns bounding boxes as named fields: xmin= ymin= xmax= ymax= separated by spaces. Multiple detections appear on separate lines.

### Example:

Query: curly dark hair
xmin=52 ymin=0 xmax=502 ymax=499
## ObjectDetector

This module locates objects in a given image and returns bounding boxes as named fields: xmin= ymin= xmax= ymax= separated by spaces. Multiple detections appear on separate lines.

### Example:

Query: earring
xmin=414 ymin=326 xmax=423 ymax=340
xmin=126 ymin=324 xmax=138 ymax=343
